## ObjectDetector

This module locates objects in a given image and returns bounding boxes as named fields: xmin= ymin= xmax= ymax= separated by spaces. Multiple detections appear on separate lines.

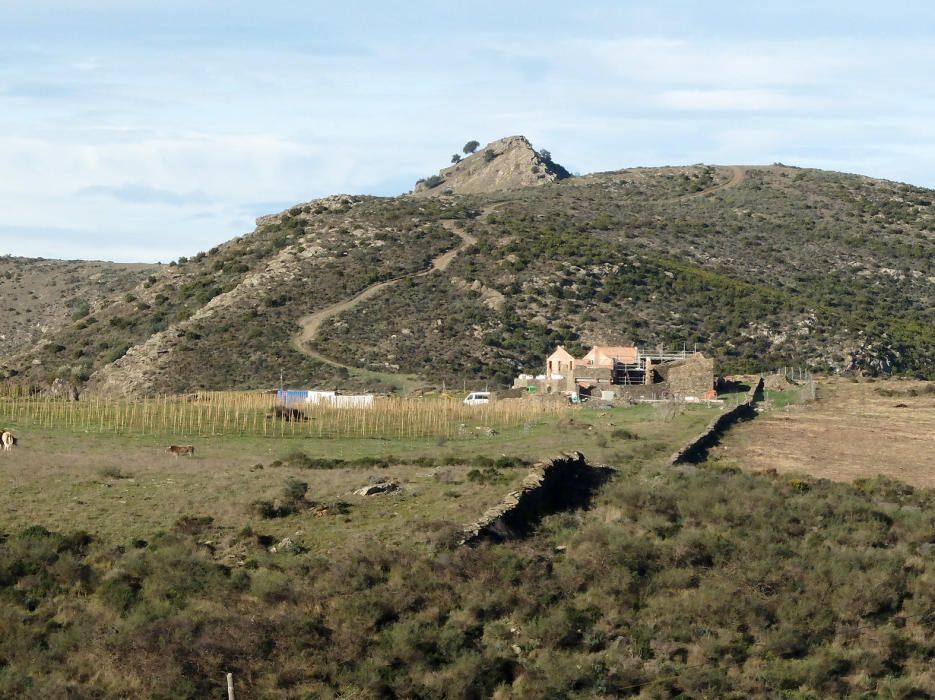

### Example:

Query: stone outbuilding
xmin=654 ymin=352 xmax=716 ymax=400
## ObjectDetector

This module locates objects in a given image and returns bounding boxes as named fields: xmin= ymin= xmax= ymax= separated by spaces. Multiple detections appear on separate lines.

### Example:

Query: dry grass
xmin=0 ymin=401 xmax=722 ymax=551
xmin=711 ymin=378 xmax=935 ymax=486
xmin=0 ymin=443 xmax=521 ymax=556
xmin=0 ymin=389 xmax=565 ymax=440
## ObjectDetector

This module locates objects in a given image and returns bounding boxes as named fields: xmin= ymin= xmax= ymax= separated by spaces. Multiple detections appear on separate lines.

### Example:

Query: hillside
xmin=0 ymin=257 xmax=158 ymax=360
xmin=1 ymin=143 xmax=933 ymax=395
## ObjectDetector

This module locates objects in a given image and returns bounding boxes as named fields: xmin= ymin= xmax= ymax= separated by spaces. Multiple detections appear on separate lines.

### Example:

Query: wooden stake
xmin=226 ymin=672 xmax=235 ymax=700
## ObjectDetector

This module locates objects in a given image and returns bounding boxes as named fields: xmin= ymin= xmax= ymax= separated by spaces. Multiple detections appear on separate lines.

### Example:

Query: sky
xmin=2 ymin=1 xmax=934 ymax=262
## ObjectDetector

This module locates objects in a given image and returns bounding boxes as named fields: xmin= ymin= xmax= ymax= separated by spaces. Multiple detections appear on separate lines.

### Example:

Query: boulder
xmin=354 ymin=481 xmax=401 ymax=496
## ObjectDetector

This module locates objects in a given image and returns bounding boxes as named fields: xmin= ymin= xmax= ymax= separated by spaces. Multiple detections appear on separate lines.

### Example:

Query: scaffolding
xmin=611 ymin=348 xmax=692 ymax=386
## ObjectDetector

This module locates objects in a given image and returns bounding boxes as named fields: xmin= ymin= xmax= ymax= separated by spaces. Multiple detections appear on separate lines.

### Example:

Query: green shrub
xmin=98 ymin=573 xmax=142 ymax=614
xmin=283 ymin=478 xmax=308 ymax=503
xmin=611 ymin=428 xmax=639 ymax=440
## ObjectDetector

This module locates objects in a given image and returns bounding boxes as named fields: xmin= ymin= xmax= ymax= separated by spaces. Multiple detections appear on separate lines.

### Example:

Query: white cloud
xmin=562 ymin=37 xmax=854 ymax=88
xmin=656 ymin=88 xmax=812 ymax=112
xmin=1 ymin=13 xmax=934 ymax=262
xmin=0 ymin=133 xmax=321 ymax=199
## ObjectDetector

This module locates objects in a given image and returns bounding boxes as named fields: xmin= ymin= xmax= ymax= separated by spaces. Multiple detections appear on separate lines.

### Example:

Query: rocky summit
xmin=413 ymin=135 xmax=571 ymax=195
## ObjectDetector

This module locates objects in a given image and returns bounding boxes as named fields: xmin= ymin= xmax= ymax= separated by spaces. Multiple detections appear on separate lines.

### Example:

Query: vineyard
xmin=0 ymin=388 xmax=565 ymax=440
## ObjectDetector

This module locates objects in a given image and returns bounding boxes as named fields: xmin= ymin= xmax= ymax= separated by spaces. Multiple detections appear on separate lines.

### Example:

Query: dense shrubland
xmin=4 ymin=462 xmax=935 ymax=697
xmin=4 ymin=165 xmax=933 ymax=392
xmin=318 ymin=166 xmax=934 ymax=383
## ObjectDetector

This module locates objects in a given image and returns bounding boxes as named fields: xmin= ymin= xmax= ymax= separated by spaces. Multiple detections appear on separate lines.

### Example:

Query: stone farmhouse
xmin=513 ymin=344 xmax=716 ymax=401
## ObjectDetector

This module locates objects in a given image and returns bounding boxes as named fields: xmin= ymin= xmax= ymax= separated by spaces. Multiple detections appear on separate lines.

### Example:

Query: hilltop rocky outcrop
xmin=413 ymin=135 xmax=571 ymax=195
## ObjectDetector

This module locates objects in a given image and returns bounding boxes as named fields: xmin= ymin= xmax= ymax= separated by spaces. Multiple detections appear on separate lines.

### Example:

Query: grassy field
xmin=0 ymin=398 xmax=721 ymax=553
xmin=710 ymin=377 xmax=935 ymax=485
xmin=8 ymin=388 xmax=935 ymax=697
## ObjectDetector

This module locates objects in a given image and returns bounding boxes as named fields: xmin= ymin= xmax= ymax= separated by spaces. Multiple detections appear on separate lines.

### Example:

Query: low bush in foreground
xmin=3 ymin=465 xmax=935 ymax=697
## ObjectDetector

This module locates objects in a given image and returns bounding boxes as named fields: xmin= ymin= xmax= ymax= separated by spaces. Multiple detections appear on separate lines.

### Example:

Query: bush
xmin=98 ymin=573 xmax=142 ymax=614
xmin=98 ymin=466 xmax=132 ymax=480
xmin=611 ymin=428 xmax=639 ymax=440
xmin=172 ymin=515 xmax=214 ymax=536
xmin=252 ymin=500 xmax=295 ymax=519
xmin=462 ymin=140 xmax=480 ymax=154
xmin=283 ymin=478 xmax=309 ymax=503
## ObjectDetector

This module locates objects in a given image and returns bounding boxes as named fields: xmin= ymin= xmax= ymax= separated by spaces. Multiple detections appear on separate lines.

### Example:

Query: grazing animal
xmin=266 ymin=406 xmax=308 ymax=422
xmin=166 ymin=444 xmax=194 ymax=458
xmin=1 ymin=430 xmax=16 ymax=451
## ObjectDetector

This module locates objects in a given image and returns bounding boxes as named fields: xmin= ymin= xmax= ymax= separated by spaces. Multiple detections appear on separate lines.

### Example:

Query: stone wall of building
xmin=657 ymin=353 xmax=715 ymax=398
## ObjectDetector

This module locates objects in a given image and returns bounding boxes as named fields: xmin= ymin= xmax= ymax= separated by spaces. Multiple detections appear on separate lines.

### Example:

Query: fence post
xmin=227 ymin=672 xmax=235 ymax=700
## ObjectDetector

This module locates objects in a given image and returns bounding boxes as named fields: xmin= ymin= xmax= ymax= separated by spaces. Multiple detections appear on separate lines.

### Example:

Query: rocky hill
xmin=414 ymin=136 xmax=571 ymax=195
xmin=0 ymin=257 xmax=158 ymax=360
xmin=1 ymin=141 xmax=933 ymax=395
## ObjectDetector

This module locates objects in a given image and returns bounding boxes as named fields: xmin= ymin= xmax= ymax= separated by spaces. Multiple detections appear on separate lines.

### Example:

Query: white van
xmin=463 ymin=391 xmax=491 ymax=406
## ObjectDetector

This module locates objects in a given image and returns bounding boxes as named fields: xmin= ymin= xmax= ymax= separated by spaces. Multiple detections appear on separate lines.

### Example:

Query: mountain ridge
xmin=1 ymin=143 xmax=932 ymax=394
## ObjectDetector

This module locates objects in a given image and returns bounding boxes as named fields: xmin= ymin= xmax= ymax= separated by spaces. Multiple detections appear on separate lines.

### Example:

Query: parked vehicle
xmin=463 ymin=391 xmax=491 ymax=406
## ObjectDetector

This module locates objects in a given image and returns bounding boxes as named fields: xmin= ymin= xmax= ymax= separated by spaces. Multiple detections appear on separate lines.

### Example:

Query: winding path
xmin=292 ymin=220 xmax=476 ymax=370
xmin=676 ymin=165 xmax=746 ymax=200
xmin=291 ymin=165 xmax=743 ymax=377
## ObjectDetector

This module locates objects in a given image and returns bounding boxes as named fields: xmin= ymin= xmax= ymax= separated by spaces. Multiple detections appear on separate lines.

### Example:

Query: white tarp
xmin=306 ymin=390 xmax=337 ymax=404
xmin=327 ymin=394 xmax=374 ymax=409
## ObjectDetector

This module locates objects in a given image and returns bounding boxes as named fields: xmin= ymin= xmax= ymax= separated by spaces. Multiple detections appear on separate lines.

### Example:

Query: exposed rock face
xmin=414 ymin=135 xmax=571 ymax=196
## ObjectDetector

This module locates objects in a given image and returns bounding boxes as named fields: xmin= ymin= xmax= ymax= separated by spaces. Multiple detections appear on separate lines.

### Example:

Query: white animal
xmin=0 ymin=430 xmax=16 ymax=451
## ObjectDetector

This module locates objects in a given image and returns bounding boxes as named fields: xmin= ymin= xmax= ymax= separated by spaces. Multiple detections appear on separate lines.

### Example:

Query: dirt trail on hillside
xmin=292 ymin=220 xmax=476 ymax=369
xmin=676 ymin=166 xmax=746 ymax=200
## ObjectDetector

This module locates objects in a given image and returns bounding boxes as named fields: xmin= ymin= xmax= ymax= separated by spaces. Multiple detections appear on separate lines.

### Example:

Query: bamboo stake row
xmin=0 ymin=389 xmax=563 ymax=440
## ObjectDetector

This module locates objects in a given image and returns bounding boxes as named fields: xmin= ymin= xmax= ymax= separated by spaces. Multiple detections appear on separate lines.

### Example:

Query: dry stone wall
xmin=460 ymin=451 xmax=606 ymax=545
xmin=669 ymin=377 xmax=764 ymax=465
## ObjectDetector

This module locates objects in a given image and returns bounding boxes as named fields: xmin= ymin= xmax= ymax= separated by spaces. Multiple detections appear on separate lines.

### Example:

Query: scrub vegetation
xmin=2 ymin=395 xmax=935 ymax=697
xmin=3 ymin=165 xmax=933 ymax=395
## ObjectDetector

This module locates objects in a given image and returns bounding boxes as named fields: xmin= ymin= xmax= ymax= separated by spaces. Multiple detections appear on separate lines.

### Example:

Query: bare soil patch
xmin=712 ymin=378 xmax=935 ymax=486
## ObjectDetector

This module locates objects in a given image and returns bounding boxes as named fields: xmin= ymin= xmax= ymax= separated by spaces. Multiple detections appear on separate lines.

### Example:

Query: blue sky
xmin=2 ymin=1 xmax=934 ymax=262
